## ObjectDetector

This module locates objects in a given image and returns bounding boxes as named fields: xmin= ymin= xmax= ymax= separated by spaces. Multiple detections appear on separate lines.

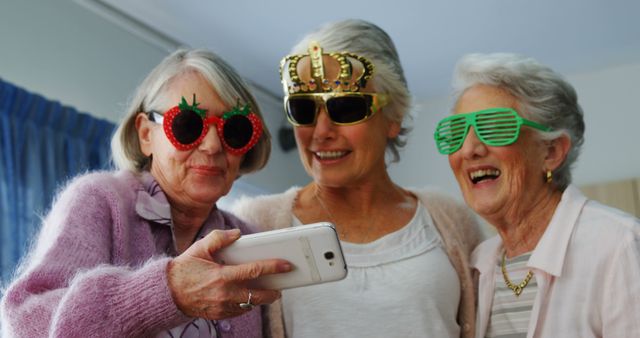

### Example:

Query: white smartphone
xmin=214 ymin=222 xmax=347 ymax=290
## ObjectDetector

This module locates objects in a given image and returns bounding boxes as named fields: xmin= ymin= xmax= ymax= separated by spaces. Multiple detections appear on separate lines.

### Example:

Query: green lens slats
xmin=434 ymin=108 xmax=551 ymax=155
xmin=475 ymin=111 xmax=519 ymax=145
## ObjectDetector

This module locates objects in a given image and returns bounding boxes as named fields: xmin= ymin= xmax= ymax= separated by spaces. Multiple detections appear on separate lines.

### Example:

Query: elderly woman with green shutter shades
xmin=434 ymin=52 xmax=640 ymax=337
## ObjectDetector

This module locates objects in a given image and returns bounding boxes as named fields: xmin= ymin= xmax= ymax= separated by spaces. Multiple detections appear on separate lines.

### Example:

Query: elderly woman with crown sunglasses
xmin=232 ymin=19 xmax=482 ymax=338
xmin=435 ymin=53 xmax=640 ymax=337
xmin=0 ymin=49 xmax=292 ymax=337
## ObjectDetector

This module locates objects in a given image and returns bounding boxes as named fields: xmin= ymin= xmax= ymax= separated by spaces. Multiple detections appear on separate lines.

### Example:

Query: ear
xmin=543 ymin=134 xmax=571 ymax=172
xmin=387 ymin=120 xmax=402 ymax=139
xmin=135 ymin=113 xmax=154 ymax=157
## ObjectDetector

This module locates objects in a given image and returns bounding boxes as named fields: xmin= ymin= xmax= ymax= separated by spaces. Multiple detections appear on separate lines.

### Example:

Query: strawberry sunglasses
xmin=148 ymin=95 xmax=263 ymax=155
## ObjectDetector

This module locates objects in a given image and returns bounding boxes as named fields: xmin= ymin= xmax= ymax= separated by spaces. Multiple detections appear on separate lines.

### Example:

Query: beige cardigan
xmin=232 ymin=187 xmax=482 ymax=338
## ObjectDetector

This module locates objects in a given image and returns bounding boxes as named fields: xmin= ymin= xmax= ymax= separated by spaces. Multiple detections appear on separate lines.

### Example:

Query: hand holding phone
xmin=214 ymin=222 xmax=347 ymax=290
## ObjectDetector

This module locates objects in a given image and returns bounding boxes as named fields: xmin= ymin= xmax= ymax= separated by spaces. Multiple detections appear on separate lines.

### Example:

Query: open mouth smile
xmin=469 ymin=168 xmax=501 ymax=184
xmin=314 ymin=151 xmax=349 ymax=160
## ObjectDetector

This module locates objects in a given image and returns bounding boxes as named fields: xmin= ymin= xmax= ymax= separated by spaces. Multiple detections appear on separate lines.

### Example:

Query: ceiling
xmin=95 ymin=0 xmax=640 ymax=101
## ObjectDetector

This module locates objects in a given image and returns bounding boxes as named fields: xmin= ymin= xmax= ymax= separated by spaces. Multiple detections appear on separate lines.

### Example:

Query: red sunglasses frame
xmin=151 ymin=95 xmax=263 ymax=155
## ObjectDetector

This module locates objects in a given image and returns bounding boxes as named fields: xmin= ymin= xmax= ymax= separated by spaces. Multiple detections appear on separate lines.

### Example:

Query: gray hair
xmin=452 ymin=53 xmax=585 ymax=190
xmin=111 ymin=48 xmax=271 ymax=174
xmin=290 ymin=19 xmax=412 ymax=163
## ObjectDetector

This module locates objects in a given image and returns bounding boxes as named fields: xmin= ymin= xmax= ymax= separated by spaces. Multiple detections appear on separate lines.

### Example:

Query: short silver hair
xmin=290 ymin=19 xmax=412 ymax=163
xmin=452 ymin=53 xmax=585 ymax=190
xmin=111 ymin=49 xmax=271 ymax=174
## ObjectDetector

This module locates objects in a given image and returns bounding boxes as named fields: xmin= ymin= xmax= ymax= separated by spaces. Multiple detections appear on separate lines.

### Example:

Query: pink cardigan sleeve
xmin=0 ymin=174 xmax=188 ymax=337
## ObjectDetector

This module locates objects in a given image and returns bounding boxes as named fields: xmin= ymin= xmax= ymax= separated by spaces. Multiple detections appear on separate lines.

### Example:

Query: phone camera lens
xmin=324 ymin=251 xmax=334 ymax=260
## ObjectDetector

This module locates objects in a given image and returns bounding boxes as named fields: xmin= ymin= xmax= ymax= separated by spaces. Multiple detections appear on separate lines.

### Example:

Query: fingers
xmin=196 ymin=229 xmax=241 ymax=258
xmin=168 ymin=229 xmax=290 ymax=320
xmin=194 ymin=288 xmax=281 ymax=319
xmin=224 ymin=259 xmax=292 ymax=282
xmin=236 ymin=288 xmax=281 ymax=308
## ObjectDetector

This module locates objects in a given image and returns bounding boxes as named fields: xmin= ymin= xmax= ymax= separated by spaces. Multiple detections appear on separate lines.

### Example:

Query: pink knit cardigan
xmin=0 ymin=170 xmax=261 ymax=338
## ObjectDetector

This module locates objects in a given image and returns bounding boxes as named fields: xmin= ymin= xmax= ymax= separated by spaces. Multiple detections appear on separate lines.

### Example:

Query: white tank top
xmin=284 ymin=203 xmax=461 ymax=337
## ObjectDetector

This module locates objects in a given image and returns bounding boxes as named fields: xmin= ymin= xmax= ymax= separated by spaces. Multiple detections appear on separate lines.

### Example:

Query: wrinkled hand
xmin=167 ymin=229 xmax=291 ymax=319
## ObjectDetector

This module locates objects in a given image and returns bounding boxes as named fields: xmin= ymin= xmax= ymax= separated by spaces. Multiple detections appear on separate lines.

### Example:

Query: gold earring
xmin=546 ymin=170 xmax=553 ymax=184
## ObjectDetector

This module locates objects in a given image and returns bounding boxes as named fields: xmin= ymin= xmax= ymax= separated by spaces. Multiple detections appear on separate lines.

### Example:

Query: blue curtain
xmin=0 ymin=78 xmax=115 ymax=282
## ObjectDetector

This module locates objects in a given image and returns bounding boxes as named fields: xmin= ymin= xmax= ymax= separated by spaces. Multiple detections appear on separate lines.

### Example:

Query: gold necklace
xmin=314 ymin=189 xmax=336 ymax=223
xmin=313 ymin=189 xmax=344 ymax=238
xmin=501 ymin=252 xmax=534 ymax=297
xmin=313 ymin=188 xmax=374 ymax=242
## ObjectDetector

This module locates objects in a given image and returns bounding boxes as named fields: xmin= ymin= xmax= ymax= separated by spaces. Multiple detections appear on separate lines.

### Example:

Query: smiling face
xmin=448 ymin=84 xmax=550 ymax=221
xmin=137 ymin=71 xmax=243 ymax=209
xmin=291 ymin=57 xmax=400 ymax=188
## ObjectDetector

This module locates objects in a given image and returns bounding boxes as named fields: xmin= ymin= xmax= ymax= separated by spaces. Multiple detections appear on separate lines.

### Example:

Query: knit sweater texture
xmin=0 ymin=170 xmax=261 ymax=338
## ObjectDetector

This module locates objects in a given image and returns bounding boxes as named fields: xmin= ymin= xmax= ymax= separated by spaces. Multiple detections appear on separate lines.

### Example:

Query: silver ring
xmin=239 ymin=291 xmax=254 ymax=310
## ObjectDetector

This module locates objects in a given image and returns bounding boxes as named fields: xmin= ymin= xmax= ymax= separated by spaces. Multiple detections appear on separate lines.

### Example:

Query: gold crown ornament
xmin=279 ymin=41 xmax=375 ymax=94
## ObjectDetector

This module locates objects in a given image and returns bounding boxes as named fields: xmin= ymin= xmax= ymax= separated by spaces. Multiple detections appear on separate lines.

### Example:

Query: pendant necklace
xmin=313 ymin=188 xmax=374 ymax=242
xmin=313 ymin=188 xmax=343 ymax=237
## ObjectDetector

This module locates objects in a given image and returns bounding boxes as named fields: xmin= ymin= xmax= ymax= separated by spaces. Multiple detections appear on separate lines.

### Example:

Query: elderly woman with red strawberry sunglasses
xmin=0 ymin=49 xmax=291 ymax=337
xmin=437 ymin=52 xmax=640 ymax=337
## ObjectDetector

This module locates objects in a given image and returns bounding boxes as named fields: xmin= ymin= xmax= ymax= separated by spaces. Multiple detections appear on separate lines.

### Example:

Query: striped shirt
xmin=485 ymin=252 xmax=536 ymax=338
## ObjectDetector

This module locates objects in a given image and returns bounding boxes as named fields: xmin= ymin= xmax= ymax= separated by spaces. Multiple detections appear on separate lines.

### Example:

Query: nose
xmin=458 ymin=127 xmax=487 ymax=159
xmin=311 ymin=106 xmax=336 ymax=141
xmin=198 ymin=124 xmax=224 ymax=154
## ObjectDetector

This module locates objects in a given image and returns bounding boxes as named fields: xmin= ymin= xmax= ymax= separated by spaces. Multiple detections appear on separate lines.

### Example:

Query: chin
xmin=191 ymin=173 xmax=231 ymax=189
xmin=470 ymin=202 xmax=497 ymax=219
xmin=190 ymin=188 xmax=227 ymax=203
xmin=462 ymin=188 xmax=497 ymax=214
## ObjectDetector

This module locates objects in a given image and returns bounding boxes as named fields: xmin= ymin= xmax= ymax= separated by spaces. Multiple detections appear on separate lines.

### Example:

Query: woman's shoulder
xmin=61 ymin=170 xmax=142 ymax=198
xmin=582 ymin=199 xmax=639 ymax=226
xmin=409 ymin=187 xmax=484 ymax=253
xmin=410 ymin=187 xmax=476 ymax=223
xmin=232 ymin=186 xmax=299 ymax=212
xmin=230 ymin=186 xmax=301 ymax=231
xmin=49 ymin=171 xmax=143 ymax=213
xmin=470 ymin=235 xmax=502 ymax=269
xmin=413 ymin=188 xmax=465 ymax=209
xmin=577 ymin=199 xmax=640 ymax=244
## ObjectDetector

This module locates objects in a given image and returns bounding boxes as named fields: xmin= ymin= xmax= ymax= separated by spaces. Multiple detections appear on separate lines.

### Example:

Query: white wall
xmin=388 ymin=61 xmax=640 ymax=201
xmin=568 ymin=63 xmax=640 ymax=185
xmin=0 ymin=0 xmax=167 ymax=122
xmin=0 ymin=0 xmax=309 ymax=194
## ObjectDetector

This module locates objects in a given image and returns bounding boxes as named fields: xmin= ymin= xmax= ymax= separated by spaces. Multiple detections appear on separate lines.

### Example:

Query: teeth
xmin=315 ymin=151 xmax=347 ymax=159
xmin=470 ymin=169 xmax=501 ymax=182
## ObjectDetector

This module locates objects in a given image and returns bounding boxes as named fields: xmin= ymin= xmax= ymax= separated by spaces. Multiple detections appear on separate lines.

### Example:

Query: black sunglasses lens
xmin=286 ymin=97 xmax=316 ymax=125
xmin=223 ymin=115 xmax=253 ymax=149
xmin=326 ymin=96 xmax=369 ymax=124
xmin=172 ymin=109 xmax=203 ymax=145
